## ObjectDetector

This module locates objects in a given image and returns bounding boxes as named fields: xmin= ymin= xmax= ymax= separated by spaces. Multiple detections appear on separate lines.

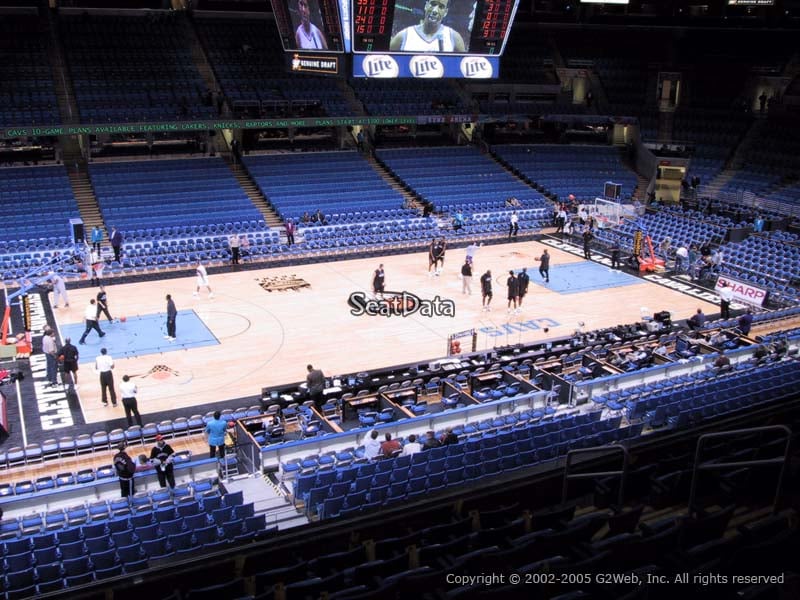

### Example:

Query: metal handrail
xmin=688 ymin=424 xmax=792 ymax=516
xmin=562 ymin=444 xmax=629 ymax=507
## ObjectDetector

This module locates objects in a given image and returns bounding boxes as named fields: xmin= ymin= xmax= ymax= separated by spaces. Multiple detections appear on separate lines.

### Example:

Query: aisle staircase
xmin=222 ymin=154 xmax=283 ymax=229
xmin=336 ymin=79 xmax=365 ymax=116
xmin=61 ymin=139 xmax=104 ymax=239
xmin=185 ymin=14 xmax=226 ymax=117
xmin=42 ymin=7 xmax=79 ymax=126
xmin=367 ymin=153 xmax=423 ymax=212
xmin=224 ymin=474 xmax=310 ymax=530
xmin=699 ymin=119 xmax=766 ymax=198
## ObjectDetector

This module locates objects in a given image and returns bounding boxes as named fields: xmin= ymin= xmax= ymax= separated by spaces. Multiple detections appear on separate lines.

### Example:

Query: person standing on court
xmin=150 ymin=435 xmax=176 ymax=489
xmin=110 ymin=226 xmax=123 ymax=263
xmin=88 ymin=244 xmax=101 ymax=286
xmin=556 ymin=206 xmax=567 ymax=236
xmin=306 ymin=364 xmax=325 ymax=408
xmin=517 ymin=268 xmax=530 ymax=309
xmin=428 ymin=237 xmax=446 ymax=276
xmin=610 ymin=238 xmax=621 ymax=269
xmin=480 ymin=269 xmax=493 ymax=311
xmin=507 ymin=270 xmax=519 ymax=313
xmin=461 ymin=259 xmax=472 ymax=295
xmin=95 ymin=347 xmax=116 ymax=407
xmin=165 ymin=294 xmax=177 ymax=341
xmin=194 ymin=262 xmax=214 ymax=298
xmin=120 ymin=374 xmax=143 ymax=427
xmin=49 ymin=272 xmax=69 ymax=308
xmin=465 ymin=241 xmax=482 ymax=266
xmin=43 ymin=328 xmax=59 ymax=388
xmin=536 ymin=249 xmax=551 ymax=283
xmin=58 ymin=337 xmax=79 ymax=390
xmin=79 ymin=299 xmax=105 ymax=344
xmin=113 ymin=443 xmax=136 ymax=497
xmin=373 ymin=264 xmax=385 ymax=298
xmin=96 ymin=286 xmax=113 ymax=323
xmin=205 ymin=411 xmax=227 ymax=459
xmin=582 ymin=228 xmax=594 ymax=260
xmin=718 ymin=280 xmax=733 ymax=320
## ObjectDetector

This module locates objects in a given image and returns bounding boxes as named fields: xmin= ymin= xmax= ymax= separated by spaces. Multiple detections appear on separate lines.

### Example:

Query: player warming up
xmin=193 ymin=262 xmax=214 ymax=298
xmin=480 ymin=269 xmax=493 ymax=311
xmin=428 ymin=238 xmax=447 ymax=276
xmin=535 ymin=248 xmax=551 ymax=283
xmin=373 ymin=264 xmax=385 ymax=298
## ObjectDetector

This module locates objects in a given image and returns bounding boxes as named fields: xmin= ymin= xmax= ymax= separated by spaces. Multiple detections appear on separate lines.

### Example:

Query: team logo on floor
xmin=137 ymin=364 xmax=181 ymax=380
xmin=257 ymin=275 xmax=310 ymax=293
xmin=347 ymin=291 xmax=455 ymax=318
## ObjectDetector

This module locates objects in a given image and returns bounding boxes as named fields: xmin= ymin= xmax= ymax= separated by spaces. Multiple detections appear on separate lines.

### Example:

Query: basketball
xmin=120 ymin=316 xmax=127 ymax=322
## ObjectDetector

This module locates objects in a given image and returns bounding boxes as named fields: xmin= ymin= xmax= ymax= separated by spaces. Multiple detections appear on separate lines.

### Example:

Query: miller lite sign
xmin=460 ymin=56 xmax=493 ymax=79
xmin=409 ymin=55 xmax=444 ymax=78
xmin=361 ymin=55 xmax=399 ymax=78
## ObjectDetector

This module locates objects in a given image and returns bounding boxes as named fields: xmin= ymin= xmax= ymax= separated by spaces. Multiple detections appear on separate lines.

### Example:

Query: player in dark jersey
xmin=480 ymin=269 xmax=493 ymax=311
xmin=428 ymin=238 xmax=447 ymax=276
xmin=507 ymin=270 xmax=519 ymax=313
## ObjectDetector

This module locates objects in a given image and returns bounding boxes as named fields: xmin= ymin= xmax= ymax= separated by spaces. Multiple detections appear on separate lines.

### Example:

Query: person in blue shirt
xmin=90 ymin=226 xmax=103 ymax=252
xmin=688 ymin=308 xmax=706 ymax=331
xmin=205 ymin=411 xmax=227 ymax=459
xmin=738 ymin=309 xmax=753 ymax=336
xmin=453 ymin=210 xmax=465 ymax=231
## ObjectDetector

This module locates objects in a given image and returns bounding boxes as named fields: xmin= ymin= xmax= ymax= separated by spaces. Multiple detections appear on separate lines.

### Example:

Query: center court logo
xmin=257 ymin=275 xmax=310 ymax=292
xmin=348 ymin=291 xmax=455 ymax=318
xmin=362 ymin=55 xmax=400 ymax=78
xmin=459 ymin=56 xmax=493 ymax=79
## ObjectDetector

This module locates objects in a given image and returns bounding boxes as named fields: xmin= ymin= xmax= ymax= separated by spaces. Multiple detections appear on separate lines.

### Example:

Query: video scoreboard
xmin=269 ymin=0 xmax=347 ymax=75
xmin=269 ymin=0 xmax=520 ymax=78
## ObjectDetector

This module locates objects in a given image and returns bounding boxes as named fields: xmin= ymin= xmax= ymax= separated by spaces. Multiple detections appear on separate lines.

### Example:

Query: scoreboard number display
xmin=352 ymin=0 xmax=518 ymax=55
xmin=268 ymin=0 xmax=520 ymax=78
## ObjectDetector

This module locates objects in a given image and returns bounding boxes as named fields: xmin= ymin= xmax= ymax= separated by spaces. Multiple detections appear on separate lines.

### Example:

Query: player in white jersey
xmin=193 ymin=262 xmax=214 ymax=298
xmin=390 ymin=0 xmax=466 ymax=53
xmin=295 ymin=0 xmax=328 ymax=50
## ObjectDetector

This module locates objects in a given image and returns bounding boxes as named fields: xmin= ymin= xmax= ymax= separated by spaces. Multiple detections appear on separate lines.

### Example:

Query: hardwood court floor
xmin=52 ymin=240 xmax=717 ymax=425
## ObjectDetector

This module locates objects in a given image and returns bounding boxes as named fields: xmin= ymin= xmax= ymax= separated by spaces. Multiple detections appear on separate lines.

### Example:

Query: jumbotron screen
xmin=353 ymin=0 xmax=517 ymax=55
xmin=270 ymin=0 xmax=345 ymax=52
xmin=270 ymin=0 xmax=345 ymax=75
xmin=351 ymin=0 xmax=519 ymax=77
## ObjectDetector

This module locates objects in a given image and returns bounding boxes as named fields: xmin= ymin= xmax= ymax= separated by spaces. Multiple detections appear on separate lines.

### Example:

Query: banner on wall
xmin=715 ymin=275 xmax=767 ymax=307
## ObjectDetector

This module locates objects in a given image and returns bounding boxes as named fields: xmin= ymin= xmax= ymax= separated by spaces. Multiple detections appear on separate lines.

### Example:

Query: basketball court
xmin=48 ymin=238 xmax=716 ymax=426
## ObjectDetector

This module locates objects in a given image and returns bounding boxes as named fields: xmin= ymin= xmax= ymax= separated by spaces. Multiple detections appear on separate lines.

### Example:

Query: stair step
xmin=220 ymin=153 xmax=282 ymax=225
xmin=276 ymin=515 xmax=311 ymax=530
